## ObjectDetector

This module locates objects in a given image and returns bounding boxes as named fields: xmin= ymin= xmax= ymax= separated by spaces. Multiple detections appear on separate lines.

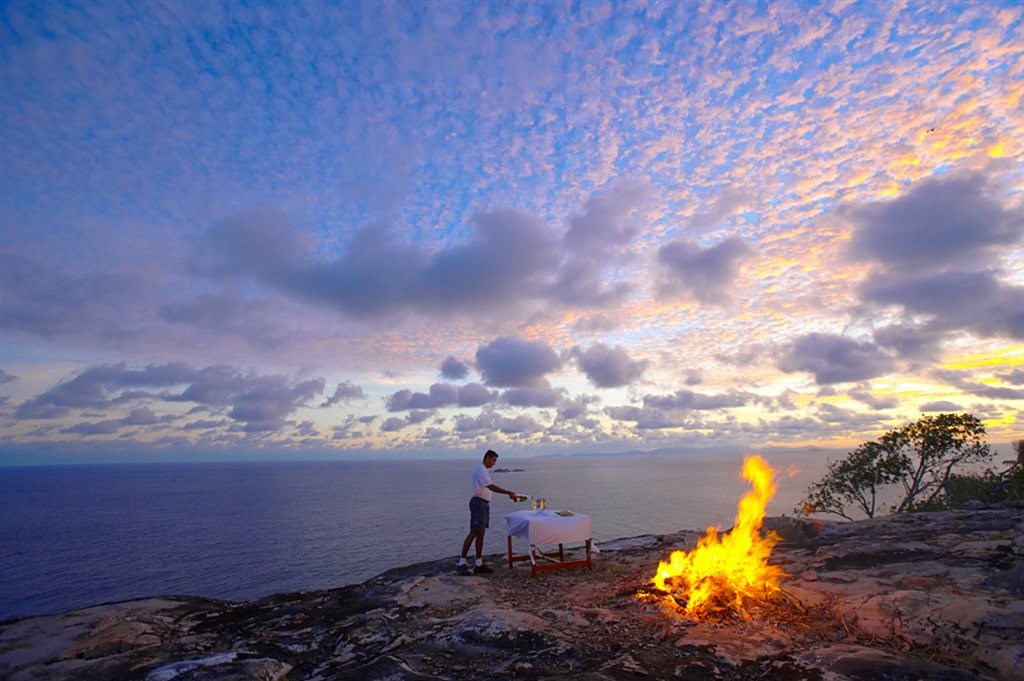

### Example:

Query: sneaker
xmin=473 ymin=564 xmax=494 ymax=575
xmin=456 ymin=564 xmax=471 ymax=576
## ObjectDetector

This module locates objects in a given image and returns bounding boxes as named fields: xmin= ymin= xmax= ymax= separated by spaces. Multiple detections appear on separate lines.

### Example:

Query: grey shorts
xmin=469 ymin=497 xmax=489 ymax=531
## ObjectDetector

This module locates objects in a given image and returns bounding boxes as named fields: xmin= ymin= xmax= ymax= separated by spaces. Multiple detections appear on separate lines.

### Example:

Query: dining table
xmin=505 ymin=508 xmax=593 ymax=576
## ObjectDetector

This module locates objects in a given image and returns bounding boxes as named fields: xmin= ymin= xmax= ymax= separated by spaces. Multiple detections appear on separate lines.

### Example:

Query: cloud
xmin=457 ymin=383 xmax=500 ymax=407
xmin=657 ymin=236 xmax=754 ymax=304
xmin=846 ymin=173 xmax=1019 ymax=271
xmin=643 ymin=389 xmax=751 ymax=410
xmin=321 ymin=381 xmax=366 ymax=407
xmin=387 ymin=382 xmax=499 ymax=411
xmin=15 ymin=363 xmax=194 ymax=418
xmin=998 ymin=368 xmax=1024 ymax=385
xmin=63 ymin=419 xmax=123 ymax=436
xmin=157 ymin=292 xmax=290 ymax=350
xmin=920 ymin=400 xmax=965 ymax=412
xmin=192 ymin=207 xmax=315 ymax=281
xmin=475 ymin=336 xmax=563 ymax=388
xmin=198 ymin=209 xmax=562 ymax=321
xmin=778 ymin=333 xmax=896 ymax=384
xmin=555 ymin=395 xmax=599 ymax=425
xmin=563 ymin=179 xmax=649 ymax=258
xmin=0 ymin=369 xmax=19 ymax=384
xmin=847 ymin=385 xmax=899 ymax=410
xmin=871 ymin=323 xmax=945 ymax=360
xmin=860 ymin=269 xmax=1024 ymax=341
xmin=604 ymin=405 xmax=684 ymax=430
xmin=573 ymin=343 xmax=649 ymax=388
xmin=387 ymin=383 xmax=458 ymax=411
xmin=14 ymin=362 xmax=325 ymax=432
xmin=454 ymin=410 xmax=544 ymax=435
xmin=687 ymin=187 xmax=747 ymax=233
xmin=123 ymin=407 xmax=161 ymax=425
xmin=932 ymin=369 xmax=1024 ymax=400
xmin=1 ymin=254 xmax=147 ymax=341
xmin=412 ymin=209 xmax=561 ymax=313
xmin=440 ymin=356 xmax=470 ymax=380
xmin=502 ymin=381 xmax=564 ymax=408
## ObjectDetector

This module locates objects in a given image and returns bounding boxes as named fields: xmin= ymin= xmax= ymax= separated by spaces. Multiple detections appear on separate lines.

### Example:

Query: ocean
xmin=0 ymin=451 xmax=833 ymax=621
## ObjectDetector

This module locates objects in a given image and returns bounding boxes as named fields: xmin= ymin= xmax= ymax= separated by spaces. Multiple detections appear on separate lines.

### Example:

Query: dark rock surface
xmin=2 ymin=504 xmax=1021 ymax=680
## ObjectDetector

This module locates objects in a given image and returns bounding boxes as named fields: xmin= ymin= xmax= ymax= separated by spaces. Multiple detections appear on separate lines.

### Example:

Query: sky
xmin=1 ymin=0 xmax=1022 ymax=464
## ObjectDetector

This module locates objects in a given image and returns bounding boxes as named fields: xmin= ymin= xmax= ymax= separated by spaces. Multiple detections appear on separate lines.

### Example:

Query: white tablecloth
xmin=505 ymin=509 xmax=592 ymax=547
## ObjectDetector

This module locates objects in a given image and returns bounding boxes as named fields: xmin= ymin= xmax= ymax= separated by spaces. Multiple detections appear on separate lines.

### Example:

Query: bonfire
xmin=641 ymin=455 xmax=788 ymax=620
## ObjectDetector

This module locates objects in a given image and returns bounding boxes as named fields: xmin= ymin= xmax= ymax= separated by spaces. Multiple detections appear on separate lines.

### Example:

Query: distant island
xmin=493 ymin=467 xmax=524 ymax=473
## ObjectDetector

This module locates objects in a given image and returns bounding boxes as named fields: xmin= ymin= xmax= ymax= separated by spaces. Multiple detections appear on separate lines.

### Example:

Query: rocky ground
xmin=1 ymin=503 xmax=1022 ymax=680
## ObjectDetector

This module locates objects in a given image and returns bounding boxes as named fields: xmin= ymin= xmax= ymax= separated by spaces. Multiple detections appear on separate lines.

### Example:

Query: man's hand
xmin=507 ymin=491 xmax=518 ymax=501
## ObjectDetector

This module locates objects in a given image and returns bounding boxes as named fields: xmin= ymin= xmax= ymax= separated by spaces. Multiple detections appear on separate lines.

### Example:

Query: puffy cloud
xmin=778 ymin=333 xmax=896 ymax=384
xmin=555 ymin=395 xmax=599 ymax=424
xmin=321 ymin=381 xmax=366 ymax=407
xmin=643 ymin=389 xmax=751 ymax=410
xmin=551 ymin=179 xmax=648 ymax=307
xmin=846 ymin=174 xmax=1019 ymax=272
xmin=548 ymin=259 xmax=632 ymax=307
xmin=687 ymin=187 xmax=747 ymax=233
xmin=123 ymin=407 xmax=161 ymax=425
xmin=224 ymin=375 xmax=325 ymax=431
xmin=191 ymin=207 xmax=315 ymax=280
xmin=657 ymin=236 xmax=754 ymax=304
xmin=415 ymin=210 xmax=561 ymax=313
xmin=1 ymin=254 xmax=148 ymax=342
xmin=860 ymin=269 xmax=1023 ymax=341
xmin=0 ymin=370 xmax=19 ymax=384
xmin=563 ymin=179 xmax=649 ymax=258
xmin=454 ymin=410 xmax=544 ymax=435
xmin=440 ymin=356 xmax=470 ymax=380
xmin=457 ymin=383 xmax=499 ymax=407
xmin=63 ymin=419 xmax=123 ymax=435
xmin=847 ymin=385 xmax=899 ymax=410
xmin=871 ymin=323 xmax=945 ymax=360
xmin=381 ymin=416 xmax=411 ymax=432
xmin=387 ymin=382 xmax=499 ymax=411
xmin=15 ymin=363 xmax=193 ymax=418
xmin=998 ymin=368 xmax=1024 ymax=385
xmin=387 ymin=383 xmax=458 ymax=411
xmin=920 ymin=400 xmax=965 ymax=412
xmin=847 ymin=174 xmax=1024 ymax=346
xmin=475 ymin=336 xmax=562 ymax=388
xmin=14 ymin=362 xmax=325 ymax=432
xmin=157 ymin=292 xmax=290 ymax=350
xmin=604 ymin=405 xmax=684 ymax=430
xmin=932 ymin=369 xmax=1024 ymax=400
xmin=502 ymin=381 xmax=564 ymax=408
xmin=573 ymin=343 xmax=649 ymax=388
xmin=199 ymin=209 xmax=561 ymax=321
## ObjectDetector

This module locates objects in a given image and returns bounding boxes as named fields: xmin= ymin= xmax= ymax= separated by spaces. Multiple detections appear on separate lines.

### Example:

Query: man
xmin=458 ymin=449 xmax=518 ymax=575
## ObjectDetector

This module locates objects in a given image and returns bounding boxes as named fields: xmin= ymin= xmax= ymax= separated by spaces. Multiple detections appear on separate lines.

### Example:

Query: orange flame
xmin=646 ymin=455 xmax=787 ymax=619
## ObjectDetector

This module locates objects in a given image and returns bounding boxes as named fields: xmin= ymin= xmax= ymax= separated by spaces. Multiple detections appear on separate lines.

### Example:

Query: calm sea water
xmin=0 ymin=451 xmax=831 ymax=621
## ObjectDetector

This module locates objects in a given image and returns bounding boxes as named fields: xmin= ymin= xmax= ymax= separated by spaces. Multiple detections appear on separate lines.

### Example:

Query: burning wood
xmin=639 ymin=455 xmax=788 ymax=620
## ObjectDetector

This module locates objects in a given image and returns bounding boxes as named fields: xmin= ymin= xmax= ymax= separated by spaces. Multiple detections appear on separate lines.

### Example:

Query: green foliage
xmin=914 ymin=438 xmax=1024 ymax=511
xmin=797 ymin=413 xmax=994 ymax=520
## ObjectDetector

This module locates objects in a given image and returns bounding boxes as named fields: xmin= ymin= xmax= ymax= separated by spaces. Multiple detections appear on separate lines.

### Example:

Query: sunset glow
xmin=1 ymin=1 xmax=1021 ymax=463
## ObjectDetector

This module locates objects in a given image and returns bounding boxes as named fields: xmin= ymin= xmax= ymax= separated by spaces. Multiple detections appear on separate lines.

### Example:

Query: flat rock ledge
xmin=2 ymin=503 xmax=1022 ymax=680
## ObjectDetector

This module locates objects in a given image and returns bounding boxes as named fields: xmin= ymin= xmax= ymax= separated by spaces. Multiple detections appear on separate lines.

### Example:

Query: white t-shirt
xmin=471 ymin=462 xmax=493 ymax=501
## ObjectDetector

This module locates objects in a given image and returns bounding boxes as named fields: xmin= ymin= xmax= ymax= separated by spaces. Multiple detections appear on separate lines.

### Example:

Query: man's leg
xmin=461 ymin=530 xmax=479 ymax=558
xmin=474 ymin=531 xmax=485 ymax=559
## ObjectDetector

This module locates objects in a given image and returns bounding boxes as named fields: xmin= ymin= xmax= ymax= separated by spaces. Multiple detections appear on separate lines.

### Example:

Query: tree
xmin=798 ymin=437 xmax=906 ymax=520
xmin=797 ymin=413 xmax=994 ymax=520
xmin=916 ymin=438 xmax=1024 ymax=511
